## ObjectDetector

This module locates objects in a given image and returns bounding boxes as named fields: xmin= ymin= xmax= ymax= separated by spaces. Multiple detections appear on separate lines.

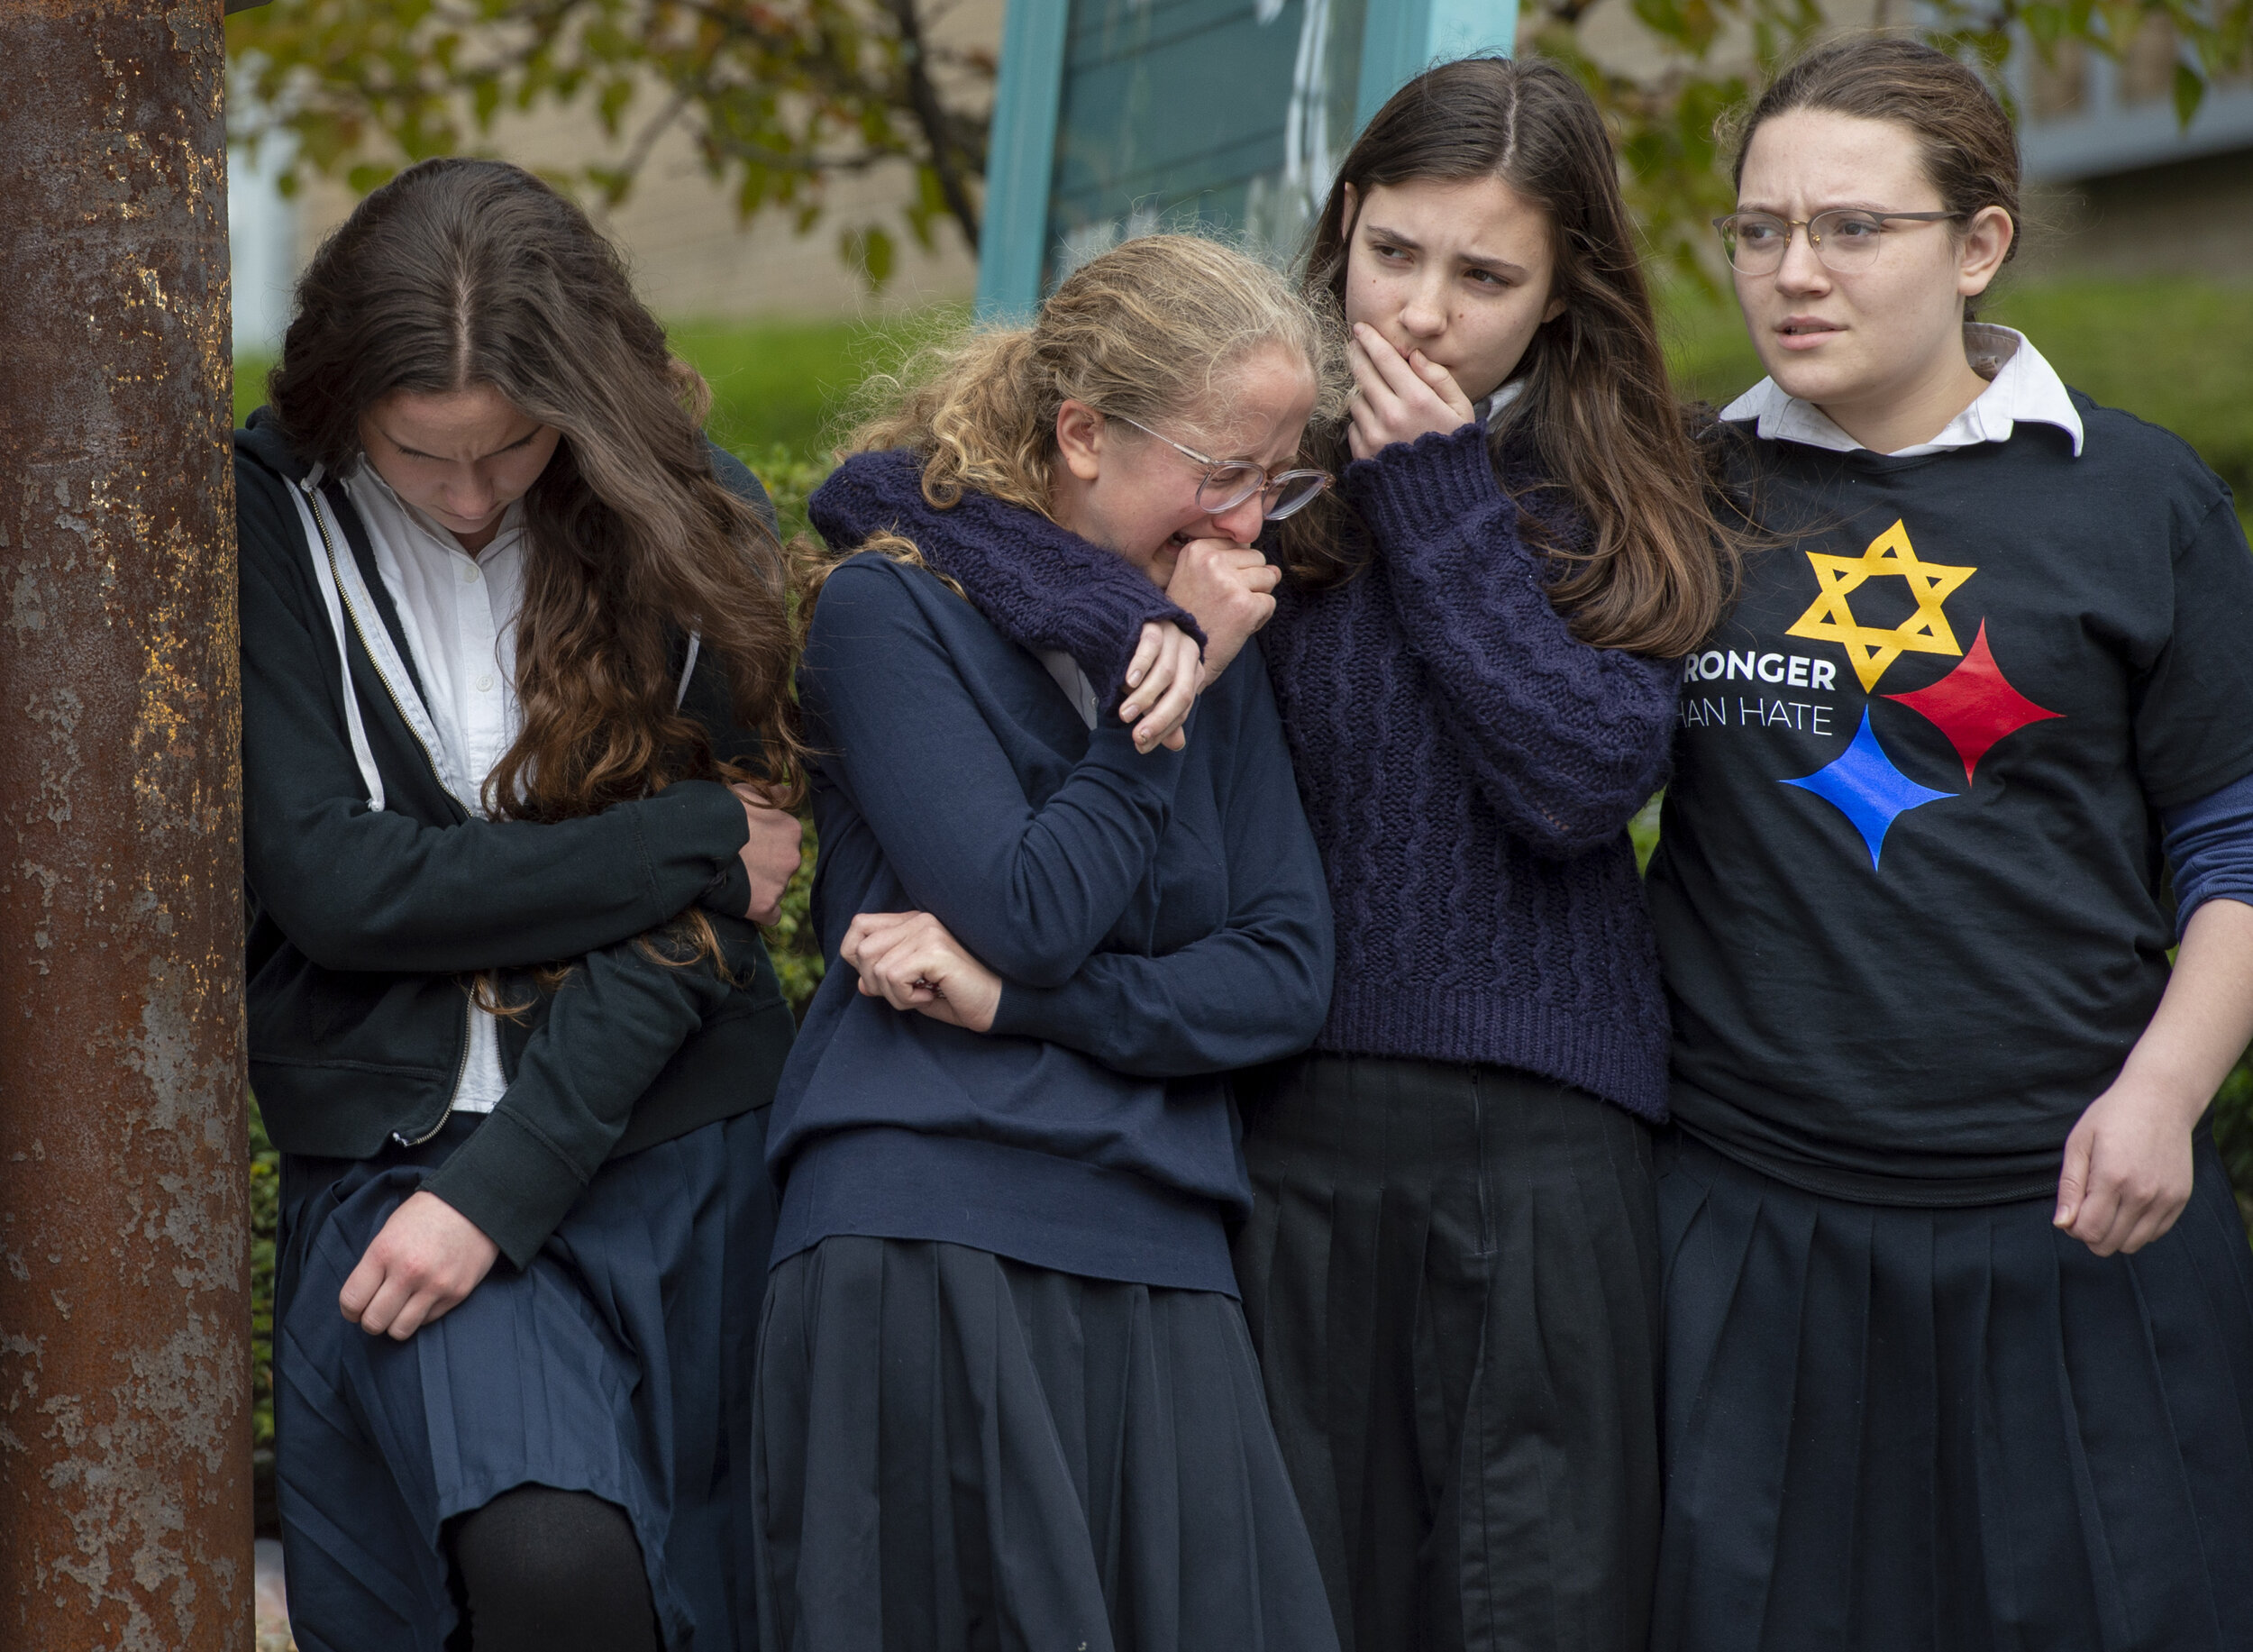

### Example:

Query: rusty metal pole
xmin=0 ymin=2 xmax=251 ymax=1647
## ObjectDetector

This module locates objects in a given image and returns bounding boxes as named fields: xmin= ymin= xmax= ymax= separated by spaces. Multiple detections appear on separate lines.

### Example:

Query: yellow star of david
xmin=1785 ymin=519 xmax=1975 ymax=692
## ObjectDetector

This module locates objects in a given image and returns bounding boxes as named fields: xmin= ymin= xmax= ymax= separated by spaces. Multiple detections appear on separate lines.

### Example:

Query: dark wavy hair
xmin=1278 ymin=56 xmax=1738 ymax=658
xmin=271 ymin=159 xmax=798 ymax=990
xmin=270 ymin=157 xmax=800 ymax=825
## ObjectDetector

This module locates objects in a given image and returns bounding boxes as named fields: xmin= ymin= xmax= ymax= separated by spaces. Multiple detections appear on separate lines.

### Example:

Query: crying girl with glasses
xmin=758 ymin=234 xmax=1347 ymax=1652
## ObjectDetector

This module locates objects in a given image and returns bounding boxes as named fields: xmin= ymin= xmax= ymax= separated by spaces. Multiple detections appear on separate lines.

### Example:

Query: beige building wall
xmin=2022 ymin=152 xmax=2253 ymax=282
xmin=2014 ymin=18 xmax=2253 ymax=281
xmin=291 ymin=0 xmax=1000 ymax=322
xmin=277 ymin=0 xmax=2247 ymax=324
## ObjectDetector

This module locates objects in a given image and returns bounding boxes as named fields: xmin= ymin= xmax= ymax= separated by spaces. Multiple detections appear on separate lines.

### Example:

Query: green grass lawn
xmin=238 ymin=277 xmax=2253 ymax=521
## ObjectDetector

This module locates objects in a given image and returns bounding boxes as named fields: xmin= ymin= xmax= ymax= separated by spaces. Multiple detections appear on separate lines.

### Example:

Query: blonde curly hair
xmin=844 ymin=233 xmax=1348 ymax=518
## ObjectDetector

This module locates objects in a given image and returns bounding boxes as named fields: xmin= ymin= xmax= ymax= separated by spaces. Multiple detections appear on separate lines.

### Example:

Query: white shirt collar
xmin=1475 ymin=378 xmax=1528 ymax=424
xmin=350 ymin=462 xmax=529 ymax=564
xmin=1719 ymin=324 xmax=2084 ymax=458
xmin=337 ymin=463 xmax=529 ymax=808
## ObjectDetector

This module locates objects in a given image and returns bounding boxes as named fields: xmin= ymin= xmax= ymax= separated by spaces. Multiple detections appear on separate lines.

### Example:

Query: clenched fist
xmin=1165 ymin=538 xmax=1281 ymax=682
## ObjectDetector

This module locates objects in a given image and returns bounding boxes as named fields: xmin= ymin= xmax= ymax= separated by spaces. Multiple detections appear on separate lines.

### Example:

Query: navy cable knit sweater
xmin=856 ymin=426 xmax=1682 ymax=1120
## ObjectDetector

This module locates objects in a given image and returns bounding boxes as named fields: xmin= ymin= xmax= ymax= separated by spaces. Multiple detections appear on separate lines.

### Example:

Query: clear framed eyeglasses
xmin=1106 ymin=412 xmax=1334 ymax=522
xmin=1712 ymin=209 xmax=1965 ymax=276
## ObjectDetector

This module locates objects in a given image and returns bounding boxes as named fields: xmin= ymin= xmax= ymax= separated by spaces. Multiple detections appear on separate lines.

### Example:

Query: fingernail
xmin=1120 ymin=703 xmax=1137 ymax=719
xmin=1127 ymin=669 xmax=1144 ymax=686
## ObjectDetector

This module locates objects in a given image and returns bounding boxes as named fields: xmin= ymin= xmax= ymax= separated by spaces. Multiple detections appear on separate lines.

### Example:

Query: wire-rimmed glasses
xmin=1105 ymin=412 xmax=1334 ymax=521
xmin=1713 ymin=209 xmax=1965 ymax=276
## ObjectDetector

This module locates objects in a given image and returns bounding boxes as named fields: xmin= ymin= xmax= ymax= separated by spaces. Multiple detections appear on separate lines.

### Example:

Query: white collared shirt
xmin=1720 ymin=324 xmax=2085 ymax=458
xmin=1476 ymin=378 xmax=1528 ymax=424
xmin=341 ymin=464 xmax=529 ymax=1114
xmin=1037 ymin=650 xmax=1102 ymax=729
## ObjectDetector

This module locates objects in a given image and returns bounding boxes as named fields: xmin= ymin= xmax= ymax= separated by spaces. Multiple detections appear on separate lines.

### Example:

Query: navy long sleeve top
xmin=766 ymin=461 xmax=1335 ymax=1293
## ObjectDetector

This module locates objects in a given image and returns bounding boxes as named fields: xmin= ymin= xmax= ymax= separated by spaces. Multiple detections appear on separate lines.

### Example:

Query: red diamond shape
xmin=1886 ymin=621 xmax=2061 ymax=785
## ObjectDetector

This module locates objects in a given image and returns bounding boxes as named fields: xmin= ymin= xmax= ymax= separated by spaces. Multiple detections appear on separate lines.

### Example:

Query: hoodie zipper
xmin=299 ymin=479 xmax=479 ymax=1148
xmin=392 ymin=1000 xmax=472 ymax=1148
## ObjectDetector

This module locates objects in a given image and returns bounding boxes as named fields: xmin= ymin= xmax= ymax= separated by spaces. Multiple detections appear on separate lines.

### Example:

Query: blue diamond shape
xmin=1782 ymin=709 xmax=1954 ymax=867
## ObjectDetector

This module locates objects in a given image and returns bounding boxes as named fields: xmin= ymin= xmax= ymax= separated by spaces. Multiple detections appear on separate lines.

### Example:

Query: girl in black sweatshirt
xmin=238 ymin=159 xmax=799 ymax=1652
xmin=1646 ymin=41 xmax=2253 ymax=1649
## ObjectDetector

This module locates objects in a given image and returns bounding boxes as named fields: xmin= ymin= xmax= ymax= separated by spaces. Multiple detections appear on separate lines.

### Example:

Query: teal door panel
xmin=974 ymin=0 xmax=1518 ymax=317
xmin=1049 ymin=1 xmax=1306 ymax=233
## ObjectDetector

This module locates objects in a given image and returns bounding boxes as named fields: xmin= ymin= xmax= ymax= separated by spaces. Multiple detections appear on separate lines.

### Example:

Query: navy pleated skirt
xmin=1232 ymin=1054 xmax=1663 ymax=1652
xmin=751 ymin=1234 xmax=1340 ymax=1652
xmin=1655 ymin=1127 xmax=2253 ymax=1652
xmin=273 ymin=1109 xmax=774 ymax=1652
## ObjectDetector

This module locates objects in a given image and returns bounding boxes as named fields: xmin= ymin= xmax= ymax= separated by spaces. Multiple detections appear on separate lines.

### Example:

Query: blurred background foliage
xmin=225 ymin=0 xmax=2252 ymax=292
xmin=226 ymin=0 xmax=996 ymax=289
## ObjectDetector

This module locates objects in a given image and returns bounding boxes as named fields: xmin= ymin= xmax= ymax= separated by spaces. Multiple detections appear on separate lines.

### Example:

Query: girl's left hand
xmin=2053 ymin=1077 xmax=2203 ymax=1255
xmin=340 ymin=1190 xmax=501 ymax=1338
xmin=1347 ymin=323 xmax=1478 ymax=461
xmin=840 ymin=910 xmax=1002 ymax=1033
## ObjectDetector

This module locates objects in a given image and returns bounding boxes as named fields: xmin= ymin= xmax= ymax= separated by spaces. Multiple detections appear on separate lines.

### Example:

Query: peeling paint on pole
xmin=0 ymin=2 xmax=252 ymax=1648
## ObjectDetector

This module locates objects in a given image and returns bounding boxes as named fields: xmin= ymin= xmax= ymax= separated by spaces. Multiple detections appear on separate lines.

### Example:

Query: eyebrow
xmin=1735 ymin=198 xmax=1898 ymax=216
xmin=1360 ymin=220 xmax=1528 ymax=280
xmin=385 ymin=426 xmax=543 ymax=462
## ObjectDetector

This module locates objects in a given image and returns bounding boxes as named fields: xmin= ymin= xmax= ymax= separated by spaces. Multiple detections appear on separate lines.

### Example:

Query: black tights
xmin=448 ymin=1484 xmax=660 ymax=1652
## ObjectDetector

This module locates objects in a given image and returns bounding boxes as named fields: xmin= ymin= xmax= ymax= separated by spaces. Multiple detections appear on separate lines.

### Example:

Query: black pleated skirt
xmin=750 ymin=1234 xmax=1339 ymax=1652
xmin=1231 ymin=1054 xmax=1663 ymax=1652
xmin=1655 ymin=1127 xmax=2253 ymax=1652
xmin=273 ymin=1109 xmax=773 ymax=1652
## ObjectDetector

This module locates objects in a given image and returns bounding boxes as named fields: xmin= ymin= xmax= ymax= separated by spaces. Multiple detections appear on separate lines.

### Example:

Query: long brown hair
xmin=1729 ymin=38 xmax=2020 ymax=319
xmin=800 ymin=233 xmax=1348 ymax=622
xmin=1282 ymin=56 xmax=1736 ymax=658
xmin=271 ymin=158 xmax=800 ymax=825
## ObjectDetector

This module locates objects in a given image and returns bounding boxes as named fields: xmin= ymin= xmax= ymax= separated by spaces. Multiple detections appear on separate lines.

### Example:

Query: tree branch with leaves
xmin=226 ymin=0 xmax=995 ymax=289
xmin=1528 ymin=0 xmax=2248 ymax=282
xmin=228 ymin=0 xmax=2246 ymax=292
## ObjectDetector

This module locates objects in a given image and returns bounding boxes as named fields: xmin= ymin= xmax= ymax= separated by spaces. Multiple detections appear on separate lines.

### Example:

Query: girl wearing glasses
xmin=753 ymin=234 xmax=1343 ymax=1652
xmin=887 ymin=58 xmax=1742 ymax=1652
xmin=1646 ymin=39 xmax=2253 ymax=1648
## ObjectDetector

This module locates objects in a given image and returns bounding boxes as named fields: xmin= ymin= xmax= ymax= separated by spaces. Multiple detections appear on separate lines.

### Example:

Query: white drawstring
xmin=675 ymin=631 xmax=701 ymax=710
xmin=288 ymin=467 xmax=386 ymax=814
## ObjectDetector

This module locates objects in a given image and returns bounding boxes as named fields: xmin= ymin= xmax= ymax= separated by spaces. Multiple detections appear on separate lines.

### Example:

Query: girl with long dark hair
xmin=237 ymin=157 xmax=802 ymax=1651
xmin=1646 ymin=38 xmax=2253 ymax=1648
xmin=881 ymin=57 xmax=1738 ymax=1652
xmin=756 ymin=233 xmax=1343 ymax=1652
